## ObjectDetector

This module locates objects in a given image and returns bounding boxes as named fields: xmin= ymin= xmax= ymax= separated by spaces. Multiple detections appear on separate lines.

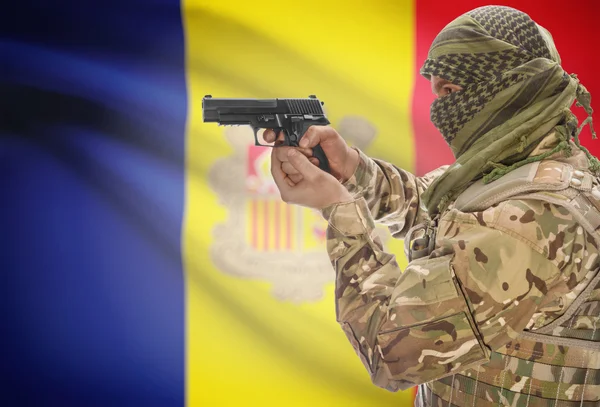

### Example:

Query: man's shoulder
xmin=493 ymin=198 xmax=577 ymax=244
xmin=441 ymin=197 xmax=582 ymax=263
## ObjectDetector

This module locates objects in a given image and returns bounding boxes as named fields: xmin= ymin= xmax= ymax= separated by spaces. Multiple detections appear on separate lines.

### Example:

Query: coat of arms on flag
xmin=209 ymin=116 xmax=389 ymax=303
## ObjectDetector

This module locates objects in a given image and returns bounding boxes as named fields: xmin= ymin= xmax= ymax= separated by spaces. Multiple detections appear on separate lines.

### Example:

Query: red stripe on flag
xmin=412 ymin=1 xmax=456 ymax=176
xmin=412 ymin=4 xmax=600 ymax=404
xmin=413 ymin=0 xmax=600 ymax=176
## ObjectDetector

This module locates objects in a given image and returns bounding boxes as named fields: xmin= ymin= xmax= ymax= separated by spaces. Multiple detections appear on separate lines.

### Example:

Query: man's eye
xmin=444 ymin=87 xmax=453 ymax=95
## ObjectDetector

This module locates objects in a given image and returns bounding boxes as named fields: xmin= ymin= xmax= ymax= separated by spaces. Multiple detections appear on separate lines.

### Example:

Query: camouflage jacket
xmin=322 ymin=138 xmax=600 ymax=406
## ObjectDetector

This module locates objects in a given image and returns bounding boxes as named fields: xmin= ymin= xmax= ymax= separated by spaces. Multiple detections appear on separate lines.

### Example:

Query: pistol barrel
xmin=202 ymin=96 xmax=325 ymax=123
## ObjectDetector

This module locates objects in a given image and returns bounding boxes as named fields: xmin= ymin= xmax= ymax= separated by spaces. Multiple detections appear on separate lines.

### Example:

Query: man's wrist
xmin=341 ymin=147 xmax=360 ymax=184
xmin=319 ymin=189 xmax=354 ymax=215
xmin=341 ymin=148 xmax=376 ymax=198
xmin=321 ymin=198 xmax=375 ymax=237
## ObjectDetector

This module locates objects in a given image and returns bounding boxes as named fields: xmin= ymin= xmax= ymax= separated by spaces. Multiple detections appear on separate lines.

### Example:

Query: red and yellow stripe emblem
xmin=248 ymin=200 xmax=291 ymax=251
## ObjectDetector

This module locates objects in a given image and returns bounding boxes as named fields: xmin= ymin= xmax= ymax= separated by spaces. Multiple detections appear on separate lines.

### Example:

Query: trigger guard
xmin=251 ymin=126 xmax=261 ymax=146
xmin=252 ymin=127 xmax=283 ymax=148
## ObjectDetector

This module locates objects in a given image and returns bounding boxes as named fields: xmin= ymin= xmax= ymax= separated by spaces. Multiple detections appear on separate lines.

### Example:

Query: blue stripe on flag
xmin=0 ymin=2 xmax=187 ymax=406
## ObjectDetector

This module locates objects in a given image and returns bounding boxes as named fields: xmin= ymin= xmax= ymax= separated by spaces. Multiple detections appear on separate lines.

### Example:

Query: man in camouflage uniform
xmin=268 ymin=5 xmax=599 ymax=406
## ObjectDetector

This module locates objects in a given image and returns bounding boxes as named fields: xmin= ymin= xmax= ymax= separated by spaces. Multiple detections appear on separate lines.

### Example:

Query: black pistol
xmin=202 ymin=95 xmax=331 ymax=173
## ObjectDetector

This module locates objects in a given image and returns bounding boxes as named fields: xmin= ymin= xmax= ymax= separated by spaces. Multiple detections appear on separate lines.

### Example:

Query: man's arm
xmin=343 ymin=148 xmax=448 ymax=238
xmin=322 ymin=197 xmax=590 ymax=391
xmin=264 ymin=126 xmax=448 ymax=238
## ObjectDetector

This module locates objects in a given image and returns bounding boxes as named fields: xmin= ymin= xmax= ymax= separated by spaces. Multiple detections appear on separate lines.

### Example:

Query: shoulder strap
xmin=455 ymin=160 xmax=587 ymax=212
xmin=454 ymin=160 xmax=598 ymax=237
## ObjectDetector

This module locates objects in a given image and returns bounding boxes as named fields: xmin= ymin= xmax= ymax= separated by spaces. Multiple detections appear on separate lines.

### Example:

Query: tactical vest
xmin=406 ymin=159 xmax=600 ymax=406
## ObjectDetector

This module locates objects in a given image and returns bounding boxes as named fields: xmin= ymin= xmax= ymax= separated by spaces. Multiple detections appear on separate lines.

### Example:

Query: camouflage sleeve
xmin=322 ymin=198 xmax=572 ymax=392
xmin=342 ymin=147 xmax=448 ymax=238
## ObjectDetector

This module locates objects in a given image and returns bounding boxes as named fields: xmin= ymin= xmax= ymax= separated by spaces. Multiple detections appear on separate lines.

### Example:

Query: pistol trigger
xmin=280 ymin=129 xmax=291 ymax=147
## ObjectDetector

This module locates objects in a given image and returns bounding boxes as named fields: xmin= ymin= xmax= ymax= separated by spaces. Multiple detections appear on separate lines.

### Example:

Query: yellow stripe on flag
xmin=246 ymin=200 xmax=253 ymax=249
xmin=183 ymin=1 xmax=416 ymax=406
xmin=290 ymin=204 xmax=297 ymax=252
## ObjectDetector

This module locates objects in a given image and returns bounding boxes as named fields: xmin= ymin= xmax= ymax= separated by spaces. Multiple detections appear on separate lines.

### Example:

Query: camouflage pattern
xmin=322 ymin=138 xmax=600 ymax=406
xmin=342 ymin=147 xmax=448 ymax=238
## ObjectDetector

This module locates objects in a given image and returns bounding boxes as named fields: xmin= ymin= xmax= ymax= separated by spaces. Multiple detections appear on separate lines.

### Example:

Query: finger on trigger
xmin=309 ymin=157 xmax=319 ymax=166
xmin=263 ymin=129 xmax=276 ymax=143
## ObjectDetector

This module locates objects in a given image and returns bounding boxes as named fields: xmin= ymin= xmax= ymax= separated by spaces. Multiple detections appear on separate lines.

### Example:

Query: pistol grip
xmin=312 ymin=144 xmax=330 ymax=173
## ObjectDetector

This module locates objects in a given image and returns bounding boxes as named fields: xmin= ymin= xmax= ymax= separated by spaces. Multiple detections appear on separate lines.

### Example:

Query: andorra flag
xmin=2 ymin=1 xmax=598 ymax=406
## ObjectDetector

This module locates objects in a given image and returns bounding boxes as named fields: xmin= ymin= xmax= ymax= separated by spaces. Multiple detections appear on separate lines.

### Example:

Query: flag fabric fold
xmin=1 ymin=1 xmax=598 ymax=406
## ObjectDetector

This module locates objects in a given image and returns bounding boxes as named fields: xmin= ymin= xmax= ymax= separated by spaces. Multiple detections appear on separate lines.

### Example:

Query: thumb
xmin=287 ymin=149 xmax=320 ymax=180
xmin=299 ymin=126 xmax=326 ymax=148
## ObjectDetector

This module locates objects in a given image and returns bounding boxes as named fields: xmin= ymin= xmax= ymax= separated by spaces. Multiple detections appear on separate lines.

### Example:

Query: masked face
xmin=429 ymin=76 xmax=465 ymax=146
xmin=419 ymin=5 xmax=595 ymax=217
xmin=421 ymin=6 xmax=561 ymax=158
xmin=431 ymin=76 xmax=463 ymax=98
